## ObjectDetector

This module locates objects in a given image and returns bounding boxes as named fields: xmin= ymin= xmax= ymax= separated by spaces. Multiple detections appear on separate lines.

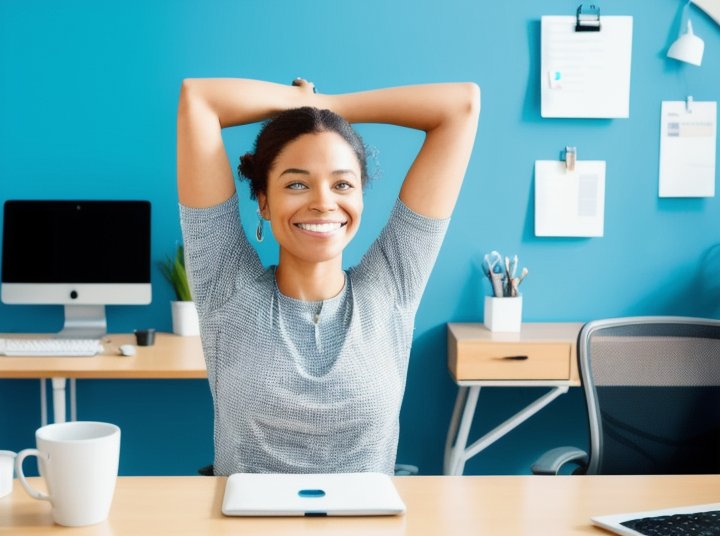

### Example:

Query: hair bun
xmin=238 ymin=152 xmax=255 ymax=180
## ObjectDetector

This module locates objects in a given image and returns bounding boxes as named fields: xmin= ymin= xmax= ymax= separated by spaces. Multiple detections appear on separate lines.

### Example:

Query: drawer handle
xmin=500 ymin=355 xmax=529 ymax=361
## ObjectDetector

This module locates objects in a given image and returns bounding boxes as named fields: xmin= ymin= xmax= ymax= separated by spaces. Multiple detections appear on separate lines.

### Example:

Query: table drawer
xmin=449 ymin=341 xmax=571 ymax=381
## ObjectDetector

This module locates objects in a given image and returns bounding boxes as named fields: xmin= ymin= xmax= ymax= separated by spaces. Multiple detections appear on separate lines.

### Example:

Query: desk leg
xmin=444 ymin=386 xmax=467 ymax=474
xmin=40 ymin=379 xmax=48 ymax=427
xmin=444 ymin=386 xmax=481 ymax=476
xmin=70 ymin=379 xmax=77 ymax=422
xmin=444 ymin=385 xmax=569 ymax=476
xmin=51 ymin=377 xmax=67 ymax=424
xmin=39 ymin=378 xmax=77 ymax=425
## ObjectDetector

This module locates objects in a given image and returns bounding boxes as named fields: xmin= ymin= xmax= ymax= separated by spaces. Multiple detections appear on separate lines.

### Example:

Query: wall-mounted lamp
xmin=667 ymin=1 xmax=705 ymax=66
xmin=668 ymin=19 xmax=705 ymax=65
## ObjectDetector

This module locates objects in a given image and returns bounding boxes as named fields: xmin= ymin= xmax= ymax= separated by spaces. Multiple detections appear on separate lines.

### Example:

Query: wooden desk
xmin=0 ymin=333 xmax=206 ymax=423
xmin=445 ymin=323 xmax=583 ymax=475
xmin=3 ymin=475 xmax=718 ymax=535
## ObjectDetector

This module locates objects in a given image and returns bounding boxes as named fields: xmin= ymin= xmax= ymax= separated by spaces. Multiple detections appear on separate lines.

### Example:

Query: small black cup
xmin=134 ymin=329 xmax=156 ymax=346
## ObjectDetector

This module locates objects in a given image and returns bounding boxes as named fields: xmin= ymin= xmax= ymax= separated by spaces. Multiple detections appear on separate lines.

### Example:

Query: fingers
xmin=291 ymin=77 xmax=317 ymax=93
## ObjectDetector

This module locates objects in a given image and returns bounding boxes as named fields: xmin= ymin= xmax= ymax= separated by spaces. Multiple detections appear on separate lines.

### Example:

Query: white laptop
xmin=592 ymin=502 xmax=720 ymax=536
xmin=222 ymin=472 xmax=406 ymax=517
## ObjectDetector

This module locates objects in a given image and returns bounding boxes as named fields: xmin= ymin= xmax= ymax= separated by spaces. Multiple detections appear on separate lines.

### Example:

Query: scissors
xmin=483 ymin=251 xmax=505 ymax=297
xmin=482 ymin=251 xmax=502 ymax=279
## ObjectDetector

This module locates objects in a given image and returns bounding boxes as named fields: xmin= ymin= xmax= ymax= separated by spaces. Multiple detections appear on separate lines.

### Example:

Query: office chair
xmin=532 ymin=317 xmax=720 ymax=475
xmin=198 ymin=464 xmax=419 ymax=476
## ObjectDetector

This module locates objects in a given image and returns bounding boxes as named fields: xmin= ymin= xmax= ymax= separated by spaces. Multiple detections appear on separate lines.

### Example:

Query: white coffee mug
xmin=0 ymin=450 xmax=16 ymax=499
xmin=15 ymin=421 xmax=120 ymax=526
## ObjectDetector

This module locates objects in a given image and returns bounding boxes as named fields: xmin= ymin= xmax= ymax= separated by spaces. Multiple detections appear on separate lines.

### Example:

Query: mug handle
xmin=15 ymin=449 xmax=50 ymax=501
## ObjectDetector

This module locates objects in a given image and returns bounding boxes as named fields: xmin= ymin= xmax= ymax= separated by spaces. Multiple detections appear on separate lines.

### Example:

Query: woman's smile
xmin=294 ymin=220 xmax=347 ymax=234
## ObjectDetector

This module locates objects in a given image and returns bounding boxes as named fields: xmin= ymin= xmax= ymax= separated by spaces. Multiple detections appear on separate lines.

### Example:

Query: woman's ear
xmin=256 ymin=192 xmax=269 ymax=220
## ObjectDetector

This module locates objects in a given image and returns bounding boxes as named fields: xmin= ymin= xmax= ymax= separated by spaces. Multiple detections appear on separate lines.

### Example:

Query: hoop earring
xmin=256 ymin=210 xmax=264 ymax=242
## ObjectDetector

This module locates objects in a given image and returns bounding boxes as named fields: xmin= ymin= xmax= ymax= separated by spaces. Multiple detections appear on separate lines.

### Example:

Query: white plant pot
xmin=484 ymin=295 xmax=523 ymax=332
xmin=171 ymin=301 xmax=199 ymax=336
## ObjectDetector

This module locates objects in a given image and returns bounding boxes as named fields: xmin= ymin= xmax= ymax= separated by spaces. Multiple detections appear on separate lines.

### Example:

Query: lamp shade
xmin=667 ymin=20 xmax=705 ymax=66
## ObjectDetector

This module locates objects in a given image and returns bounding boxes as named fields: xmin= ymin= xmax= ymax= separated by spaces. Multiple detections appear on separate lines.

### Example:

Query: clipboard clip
xmin=576 ymin=3 xmax=601 ymax=32
xmin=564 ymin=147 xmax=577 ymax=172
xmin=686 ymin=95 xmax=693 ymax=113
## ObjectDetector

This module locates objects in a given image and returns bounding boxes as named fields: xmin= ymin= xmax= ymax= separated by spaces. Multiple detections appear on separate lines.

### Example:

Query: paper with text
xmin=659 ymin=100 xmax=717 ymax=197
xmin=541 ymin=16 xmax=633 ymax=118
xmin=535 ymin=160 xmax=606 ymax=237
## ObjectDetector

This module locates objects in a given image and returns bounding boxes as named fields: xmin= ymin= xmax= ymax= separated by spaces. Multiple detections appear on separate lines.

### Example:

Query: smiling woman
xmin=256 ymin=129 xmax=365 ymax=301
xmin=176 ymin=76 xmax=479 ymax=476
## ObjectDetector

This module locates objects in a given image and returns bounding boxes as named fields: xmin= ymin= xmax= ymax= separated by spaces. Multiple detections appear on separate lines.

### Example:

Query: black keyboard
xmin=621 ymin=510 xmax=720 ymax=536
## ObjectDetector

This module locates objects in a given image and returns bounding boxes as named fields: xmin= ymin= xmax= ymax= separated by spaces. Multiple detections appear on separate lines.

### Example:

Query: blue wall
xmin=1 ymin=0 xmax=719 ymax=476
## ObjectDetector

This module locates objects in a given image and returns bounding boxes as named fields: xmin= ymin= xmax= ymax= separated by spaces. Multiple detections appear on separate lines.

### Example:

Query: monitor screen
xmin=2 ymin=200 xmax=150 ymax=285
xmin=1 ymin=200 xmax=151 ymax=337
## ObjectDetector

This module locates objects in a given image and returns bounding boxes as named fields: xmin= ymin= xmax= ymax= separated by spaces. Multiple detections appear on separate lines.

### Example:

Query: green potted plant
xmin=158 ymin=245 xmax=198 ymax=336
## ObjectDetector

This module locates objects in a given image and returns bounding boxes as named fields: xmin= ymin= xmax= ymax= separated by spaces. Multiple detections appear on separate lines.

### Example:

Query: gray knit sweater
xmin=180 ymin=193 xmax=449 ymax=475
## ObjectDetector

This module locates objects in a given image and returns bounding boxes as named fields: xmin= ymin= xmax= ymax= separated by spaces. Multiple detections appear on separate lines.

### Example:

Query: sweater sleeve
xmin=179 ymin=193 xmax=264 ymax=316
xmin=351 ymin=198 xmax=450 ymax=311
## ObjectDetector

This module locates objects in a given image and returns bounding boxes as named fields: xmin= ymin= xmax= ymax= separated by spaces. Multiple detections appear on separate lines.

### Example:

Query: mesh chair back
xmin=579 ymin=317 xmax=720 ymax=475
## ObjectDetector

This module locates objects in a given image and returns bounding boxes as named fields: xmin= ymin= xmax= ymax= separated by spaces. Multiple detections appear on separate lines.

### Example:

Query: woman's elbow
xmin=438 ymin=83 xmax=480 ymax=127
xmin=179 ymin=78 xmax=202 ymax=105
xmin=178 ymin=79 xmax=212 ymax=121
xmin=460 ymin=82 xmax=481 ymax=118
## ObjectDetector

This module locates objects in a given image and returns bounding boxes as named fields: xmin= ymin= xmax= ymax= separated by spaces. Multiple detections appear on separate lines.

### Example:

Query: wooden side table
xmin=444 ymin=322 xmax=583 ymax=475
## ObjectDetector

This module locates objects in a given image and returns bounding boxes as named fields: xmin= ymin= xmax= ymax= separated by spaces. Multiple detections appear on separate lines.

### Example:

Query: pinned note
xmin=535 ymin=160 xmax=606 ymax=237
xmin=659 ymin=100 xmax=717 ymax=197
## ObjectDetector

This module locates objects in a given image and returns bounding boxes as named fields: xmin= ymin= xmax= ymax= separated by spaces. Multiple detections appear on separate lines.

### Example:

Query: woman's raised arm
xmin=177 ymin=79 xmax=480 ymax=217
xmin=176 ymin=78 xmax=325 ymax=208
xmin=328 ymin=83 xmax=480 ymax=219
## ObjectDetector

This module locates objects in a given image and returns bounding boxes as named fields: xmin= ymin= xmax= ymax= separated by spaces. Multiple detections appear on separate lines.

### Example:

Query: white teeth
xmin=297 ymin=222 xmax=343 ymax=233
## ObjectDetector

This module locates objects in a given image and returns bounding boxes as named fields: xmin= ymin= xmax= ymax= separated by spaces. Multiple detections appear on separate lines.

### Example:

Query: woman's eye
xmin=335 ymin=182 xmax=353 ymax=191
xmin=286 ymin=182 xmax=307 ymax=190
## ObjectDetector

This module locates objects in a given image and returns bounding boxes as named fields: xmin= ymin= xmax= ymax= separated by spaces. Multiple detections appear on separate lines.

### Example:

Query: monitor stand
xmin=57 ymin=305 xmax=107 ymax=339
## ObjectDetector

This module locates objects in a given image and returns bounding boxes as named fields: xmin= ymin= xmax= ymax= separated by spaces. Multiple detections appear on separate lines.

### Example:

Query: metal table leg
xmin=444 ymin=385 xmax=569 ymax=475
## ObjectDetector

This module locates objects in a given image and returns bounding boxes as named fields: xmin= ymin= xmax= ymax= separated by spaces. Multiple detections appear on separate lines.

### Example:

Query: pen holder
xmin=134 ymin=329 xmax=156 ymax=346
xmin=484 ymin=296 xmax=522 ymax=332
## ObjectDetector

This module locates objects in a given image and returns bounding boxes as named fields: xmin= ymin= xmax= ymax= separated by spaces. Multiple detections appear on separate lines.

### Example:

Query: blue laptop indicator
xmin=298 ymin=489 xmax=326 ymax=498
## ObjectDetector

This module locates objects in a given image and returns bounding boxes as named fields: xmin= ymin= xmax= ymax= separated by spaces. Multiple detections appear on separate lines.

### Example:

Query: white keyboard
xmin=0 ymin=338 xmax=104 ymax=357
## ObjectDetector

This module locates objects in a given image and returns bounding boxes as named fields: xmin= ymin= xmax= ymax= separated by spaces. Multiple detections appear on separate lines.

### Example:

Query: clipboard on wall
xmin=541 ymin=5 xmax=633 ymax=118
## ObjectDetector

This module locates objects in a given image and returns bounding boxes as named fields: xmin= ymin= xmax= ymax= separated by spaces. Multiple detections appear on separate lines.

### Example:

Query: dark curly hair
xmin=238 ymin=107 xmax=369 ymax=200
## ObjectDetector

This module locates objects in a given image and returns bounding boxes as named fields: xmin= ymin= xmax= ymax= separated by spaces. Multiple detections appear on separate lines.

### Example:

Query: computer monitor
xmin=1 ymin=200 xmax=151 ymax=338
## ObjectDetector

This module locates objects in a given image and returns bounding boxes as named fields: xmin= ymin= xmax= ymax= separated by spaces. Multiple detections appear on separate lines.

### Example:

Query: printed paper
xmin=541 ymin=16 xmax=633 ymax=118
xmin=535 ymin=160 xmax=606 ymax=237
xmin=659 ymin=100 xmax=717 ymax=197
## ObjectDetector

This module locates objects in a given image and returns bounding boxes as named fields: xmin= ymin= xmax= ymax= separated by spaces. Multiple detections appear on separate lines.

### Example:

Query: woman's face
xmin=257 ymin=131 xmax=364 ymax=266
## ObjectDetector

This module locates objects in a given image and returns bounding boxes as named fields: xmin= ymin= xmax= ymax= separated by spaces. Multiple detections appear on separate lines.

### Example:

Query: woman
xmin=177 ymin=78 xmax=479 ymax=475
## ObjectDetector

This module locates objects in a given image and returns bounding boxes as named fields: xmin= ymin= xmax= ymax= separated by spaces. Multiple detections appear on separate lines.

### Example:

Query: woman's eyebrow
xmin=332 ymin=169 xmax=357 ymax=176
xmin=279 ymin=168 xmax=357 ymax=177
xmin=279 ymin=168 xmax=310 ymax=176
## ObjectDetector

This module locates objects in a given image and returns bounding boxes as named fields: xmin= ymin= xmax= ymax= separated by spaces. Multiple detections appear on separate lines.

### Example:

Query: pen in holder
xmin=482 ymin=251 xmax=528 ymax=332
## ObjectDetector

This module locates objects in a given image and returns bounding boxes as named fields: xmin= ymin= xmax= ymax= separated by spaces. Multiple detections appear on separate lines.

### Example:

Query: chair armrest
xmin=531 ymin=447 xmax=588 ymax=475
xmin=394 ymin=464 xmax=419 ymax=476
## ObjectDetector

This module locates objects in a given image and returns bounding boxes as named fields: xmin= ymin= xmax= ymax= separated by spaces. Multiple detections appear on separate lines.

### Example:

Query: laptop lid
xmin=222 ymin=472 xmax=407 ymax=517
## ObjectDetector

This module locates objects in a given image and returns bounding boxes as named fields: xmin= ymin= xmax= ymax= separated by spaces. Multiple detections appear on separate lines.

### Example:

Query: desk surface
xmin=448 ymin=322 xmax=584 ymax=343
xmin=0 ymin=333 xmax=206 ymax=379
xmin=2 ymin=475 xmax=718 ymax=535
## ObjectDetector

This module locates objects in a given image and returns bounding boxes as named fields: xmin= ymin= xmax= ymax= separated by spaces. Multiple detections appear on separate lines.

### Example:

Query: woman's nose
xmin=309 ymin=187 xmax=337 ymax=213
